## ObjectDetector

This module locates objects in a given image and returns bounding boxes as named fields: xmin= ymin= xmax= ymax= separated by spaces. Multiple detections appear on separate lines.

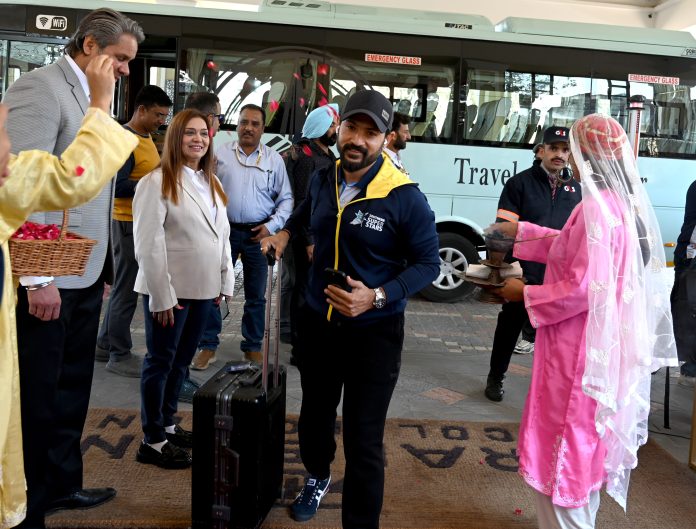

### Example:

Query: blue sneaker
xmin=290 ymin=475 xmax=331 ymax=522
xmin=178 ymin=377 xmax=200 ymax=403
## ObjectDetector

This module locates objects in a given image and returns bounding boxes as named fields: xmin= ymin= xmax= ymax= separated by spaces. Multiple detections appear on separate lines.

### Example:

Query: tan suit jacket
xmin=133 ymin=168 xmax=234 ymax=312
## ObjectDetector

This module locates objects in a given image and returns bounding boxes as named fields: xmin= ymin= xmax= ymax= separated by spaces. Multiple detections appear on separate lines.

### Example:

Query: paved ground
xmin=90 ymin=264 xmax=695 ymax=467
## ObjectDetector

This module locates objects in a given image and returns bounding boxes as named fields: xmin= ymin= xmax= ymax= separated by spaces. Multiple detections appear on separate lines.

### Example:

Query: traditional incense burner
xmin=476 ymin=231 xmax=515 ymax=304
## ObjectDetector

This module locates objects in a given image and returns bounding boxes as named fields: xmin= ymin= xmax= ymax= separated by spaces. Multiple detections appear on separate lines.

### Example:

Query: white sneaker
xmin=513 ymin=339 xmax=534 ymax=355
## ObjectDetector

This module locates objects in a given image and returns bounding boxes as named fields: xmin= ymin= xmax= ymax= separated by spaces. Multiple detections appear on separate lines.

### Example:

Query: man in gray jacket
xmin=3 ymin=8 xmax=143 ymax=527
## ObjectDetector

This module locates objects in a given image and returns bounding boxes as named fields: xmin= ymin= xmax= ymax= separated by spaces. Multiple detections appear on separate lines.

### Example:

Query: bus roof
xmin=3 ymin=0 xmax=696 ymax=58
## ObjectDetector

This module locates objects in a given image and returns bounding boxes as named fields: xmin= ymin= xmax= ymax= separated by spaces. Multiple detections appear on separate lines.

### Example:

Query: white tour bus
xmin=2 ymin=0 xmax=695 ymax=301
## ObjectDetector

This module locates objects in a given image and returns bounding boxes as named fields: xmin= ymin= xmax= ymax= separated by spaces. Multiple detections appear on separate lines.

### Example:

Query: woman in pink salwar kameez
xmin=495 ymin=114 xmax=677 ymax=529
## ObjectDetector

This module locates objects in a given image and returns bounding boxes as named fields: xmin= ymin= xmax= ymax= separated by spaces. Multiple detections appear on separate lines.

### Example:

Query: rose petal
xmin=293 ymin=72 xmax=301 ymax=80
xmin=317 ymin=83 xmax=327 ymax=96
xmin=269 ymin=100 xmax=280 ymax=112
xmin=299 ymin=97 xmax=306 ymax=107
xmin=301 ymin=144 xmax=312 ymax=157
xmin=317 ymin=63 xmax=329 ymax=76
xmin=318 ymin=97 xmax=328 ymax=107
xmin=75 ymin=165 xmax=85 ymax=176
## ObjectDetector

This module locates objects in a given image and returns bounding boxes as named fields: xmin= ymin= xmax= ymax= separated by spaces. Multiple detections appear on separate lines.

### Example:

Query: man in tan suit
xmin=3 ymin=8 xmax=143 ymax=528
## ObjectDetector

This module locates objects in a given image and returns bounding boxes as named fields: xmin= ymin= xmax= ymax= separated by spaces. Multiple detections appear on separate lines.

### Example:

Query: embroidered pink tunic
xmin=514 ymin=196 xmax=628 ymax=508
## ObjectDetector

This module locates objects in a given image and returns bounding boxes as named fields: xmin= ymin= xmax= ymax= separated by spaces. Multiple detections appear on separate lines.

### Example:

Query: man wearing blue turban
xmin=280 ymin=104 xmax=339 ymax=364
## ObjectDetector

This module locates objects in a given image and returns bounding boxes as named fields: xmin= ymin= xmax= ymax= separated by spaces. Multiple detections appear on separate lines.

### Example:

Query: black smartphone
xmin=323 ymin=267 xmax=352 ymax=292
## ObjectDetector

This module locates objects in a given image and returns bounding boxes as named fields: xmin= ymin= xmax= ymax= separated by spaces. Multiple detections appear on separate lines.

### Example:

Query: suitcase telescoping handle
xmin=262 ymin=249 xmax=282 ymax=393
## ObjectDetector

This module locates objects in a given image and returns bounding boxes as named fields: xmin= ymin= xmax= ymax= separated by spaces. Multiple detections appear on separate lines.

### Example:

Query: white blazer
xmin=133 ymin=167 xmax=234 ymax=312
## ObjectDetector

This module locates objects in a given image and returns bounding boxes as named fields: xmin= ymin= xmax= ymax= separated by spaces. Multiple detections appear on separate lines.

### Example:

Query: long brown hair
xmin=160 ymin=108 xmax=227 ymax=206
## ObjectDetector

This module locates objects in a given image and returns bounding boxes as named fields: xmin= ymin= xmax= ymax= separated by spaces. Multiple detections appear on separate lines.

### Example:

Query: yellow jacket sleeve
xmin=0 ymin=108 xmax=138 ymax=243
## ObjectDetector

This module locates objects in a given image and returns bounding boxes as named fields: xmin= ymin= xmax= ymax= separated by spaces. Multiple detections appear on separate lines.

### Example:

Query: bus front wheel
xmin=420 ymin=232 xmax=479 ymax=303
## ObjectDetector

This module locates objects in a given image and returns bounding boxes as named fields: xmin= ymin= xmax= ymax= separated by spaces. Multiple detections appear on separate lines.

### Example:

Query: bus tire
xmin=420 ymin=232 xmax=479 ymax=303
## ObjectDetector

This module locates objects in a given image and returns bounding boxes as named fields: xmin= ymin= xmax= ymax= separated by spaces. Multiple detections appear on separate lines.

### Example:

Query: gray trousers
xmin=97 ymin=220 xmax=139 ymax=360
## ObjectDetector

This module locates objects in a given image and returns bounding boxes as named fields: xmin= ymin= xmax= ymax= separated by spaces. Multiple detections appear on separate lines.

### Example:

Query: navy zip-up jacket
xmin=496 ymin=161 xmax=581 ymax=285
xmin=674 ymin=179 xmax=696 ymax=269
xmin=285 ymin=154 xmax=439 ymax=323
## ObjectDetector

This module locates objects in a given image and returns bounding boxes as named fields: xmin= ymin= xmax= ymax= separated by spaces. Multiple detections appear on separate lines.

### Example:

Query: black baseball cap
xmin=341 ymin=90 xmax=393 ymax=133
xmin=543 ymin=126 xmax=570 ymax=145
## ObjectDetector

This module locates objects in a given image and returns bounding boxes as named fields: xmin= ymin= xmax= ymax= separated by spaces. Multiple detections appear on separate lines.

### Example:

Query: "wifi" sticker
xmin=36 ymin=15 xmax=68 ymax=31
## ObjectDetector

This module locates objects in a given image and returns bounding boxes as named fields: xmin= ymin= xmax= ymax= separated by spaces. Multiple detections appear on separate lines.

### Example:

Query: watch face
xmin=374 ymin=289 xmax=386 ymax=308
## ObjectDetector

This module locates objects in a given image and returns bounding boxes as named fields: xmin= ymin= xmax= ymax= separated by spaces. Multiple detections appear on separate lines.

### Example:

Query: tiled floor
xmin=90 ymin=264 xmax=695 ymax=467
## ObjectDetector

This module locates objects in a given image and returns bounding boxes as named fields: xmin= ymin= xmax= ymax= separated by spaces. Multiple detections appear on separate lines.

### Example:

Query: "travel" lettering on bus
xmin=454 ymin=158 xmax=518 ymax=186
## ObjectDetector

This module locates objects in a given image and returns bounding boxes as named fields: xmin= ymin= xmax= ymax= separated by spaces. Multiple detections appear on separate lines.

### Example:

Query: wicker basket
xmin=9 ymin=210 xmax=97 ymax=277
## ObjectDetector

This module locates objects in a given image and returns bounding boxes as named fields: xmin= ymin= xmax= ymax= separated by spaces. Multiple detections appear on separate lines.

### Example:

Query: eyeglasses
xmin=209 ymin=113 xmax=225 ymax=125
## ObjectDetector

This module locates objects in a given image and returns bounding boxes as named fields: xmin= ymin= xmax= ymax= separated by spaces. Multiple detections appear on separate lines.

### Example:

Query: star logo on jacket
xmin=364 ymin=213 xmax=385 ymax=232
xmin=351 ymin=210 xmax=365 ymax=226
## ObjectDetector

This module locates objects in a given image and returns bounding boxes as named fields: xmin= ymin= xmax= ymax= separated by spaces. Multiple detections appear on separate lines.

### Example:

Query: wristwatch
xmin=373 ymin=287 xmax=386 ymax=309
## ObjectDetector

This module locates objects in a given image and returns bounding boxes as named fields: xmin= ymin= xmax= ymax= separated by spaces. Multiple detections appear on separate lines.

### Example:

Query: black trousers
xmin=15 ymin=279 xmax=104 ymax=528
xmin=280 ymin=240 xmax=311 ymax=352
xmin=671 ymin=261 xmax=696 ymax=376
xmin=296 ymin=307 xmax=403 ymax=529
xmin=488 ymin=300 xmax=532 ymax=379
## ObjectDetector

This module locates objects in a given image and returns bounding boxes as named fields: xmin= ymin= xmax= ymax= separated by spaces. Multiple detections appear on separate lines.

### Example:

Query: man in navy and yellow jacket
xmin=262 ymin=90 xmax=439 ymax=529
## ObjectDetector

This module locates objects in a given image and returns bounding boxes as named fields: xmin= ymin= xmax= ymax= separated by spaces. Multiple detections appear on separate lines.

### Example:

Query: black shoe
xmin=178 ymin=377 xmax=200 ymax=403
xmin=95 ymin=346 xmax=110 ymax=362
xmin=485 ymin=375 xmax=505 ymax=402
xmin=45 ymin=487 xmax=116 ymax=515
xmin=166 ymin=424 xmax=193 ymax=448
xmin=136 ymin=441 xmax=191 ymax=469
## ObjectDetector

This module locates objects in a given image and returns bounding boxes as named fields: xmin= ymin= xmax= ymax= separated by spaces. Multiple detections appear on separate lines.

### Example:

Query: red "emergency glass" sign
xmin=628 ymin=74 xmax=680 ymax=85
xmin=364 ymin=53 xmax=422 ymax=66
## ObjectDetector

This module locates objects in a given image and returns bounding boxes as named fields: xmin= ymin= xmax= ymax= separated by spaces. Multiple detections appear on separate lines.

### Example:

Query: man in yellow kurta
xmin=0 ymin=55 xmax=137 ymax=528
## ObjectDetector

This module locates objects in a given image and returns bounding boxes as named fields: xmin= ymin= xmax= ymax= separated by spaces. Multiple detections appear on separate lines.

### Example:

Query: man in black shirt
xmin=280 ymin=104 xmax=339 ymax=364
xmin=671 ymin=179 xmax=696 ymax=386
xmin=485 ymin=126 xmax=581 ymax=401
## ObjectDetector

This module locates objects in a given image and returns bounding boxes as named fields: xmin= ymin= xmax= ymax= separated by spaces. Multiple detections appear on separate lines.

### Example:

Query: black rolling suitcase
xmin=192 ymin=252 xmax=286 ymax=529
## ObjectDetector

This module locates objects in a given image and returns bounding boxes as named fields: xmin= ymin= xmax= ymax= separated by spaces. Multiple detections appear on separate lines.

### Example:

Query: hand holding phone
xmin=323 ymin=267 xmax=352 ymax=292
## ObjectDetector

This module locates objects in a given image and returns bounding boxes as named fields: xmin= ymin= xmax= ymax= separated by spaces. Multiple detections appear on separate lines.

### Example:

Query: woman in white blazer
xmin=133 ymin=109 xmax=234 ymax=469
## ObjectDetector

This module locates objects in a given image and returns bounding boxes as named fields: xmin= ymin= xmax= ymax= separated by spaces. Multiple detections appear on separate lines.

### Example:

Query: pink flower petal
xmin=317 ymin=83 xmax=327 ymax=96
xmin=301 ymin=145 xmax=312 ymax=157
xmin=299 ymin=97 xmax=306 ymax=107
xmin=269 ymin=100 xmax=280 ymax=112
xmin=317 ymin=63 xmax=329 ymax=75
xmin=318 ymin=97 xmax=328 ymax=107
xmin=293 ymin=72 xmax=301 ymax=80
xmin=75 ymin=165 xmax=85 ymax=176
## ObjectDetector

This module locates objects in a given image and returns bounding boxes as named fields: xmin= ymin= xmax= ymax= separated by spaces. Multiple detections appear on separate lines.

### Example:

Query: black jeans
xmin=141 ymin=296 xmax=213 ymax=443
xmin=15 ymin=279 xmax=104 ymax=528
xmin=488 ymin=300 xmax=531 ymax=379
xmin=296 ymin=307 xmax=403 ymax=529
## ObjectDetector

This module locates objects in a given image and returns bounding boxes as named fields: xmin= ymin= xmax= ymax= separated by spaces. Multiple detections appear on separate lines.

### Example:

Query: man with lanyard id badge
xmin=197 ymin=103 xmax=293 ymax=365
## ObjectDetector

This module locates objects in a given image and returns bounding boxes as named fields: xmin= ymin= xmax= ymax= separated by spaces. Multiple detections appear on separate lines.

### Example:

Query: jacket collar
xmin=56 ymin=56 xmax=89 ymax=115
xmin=332 ymin=153 xmax=413 ymax=201
xmin=180 ymin=168 xmax=219 ymax=235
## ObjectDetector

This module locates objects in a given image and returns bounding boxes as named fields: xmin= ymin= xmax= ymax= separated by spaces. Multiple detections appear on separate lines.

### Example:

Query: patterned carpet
xmin=46 ymin=408 xmax=696 ymax=528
